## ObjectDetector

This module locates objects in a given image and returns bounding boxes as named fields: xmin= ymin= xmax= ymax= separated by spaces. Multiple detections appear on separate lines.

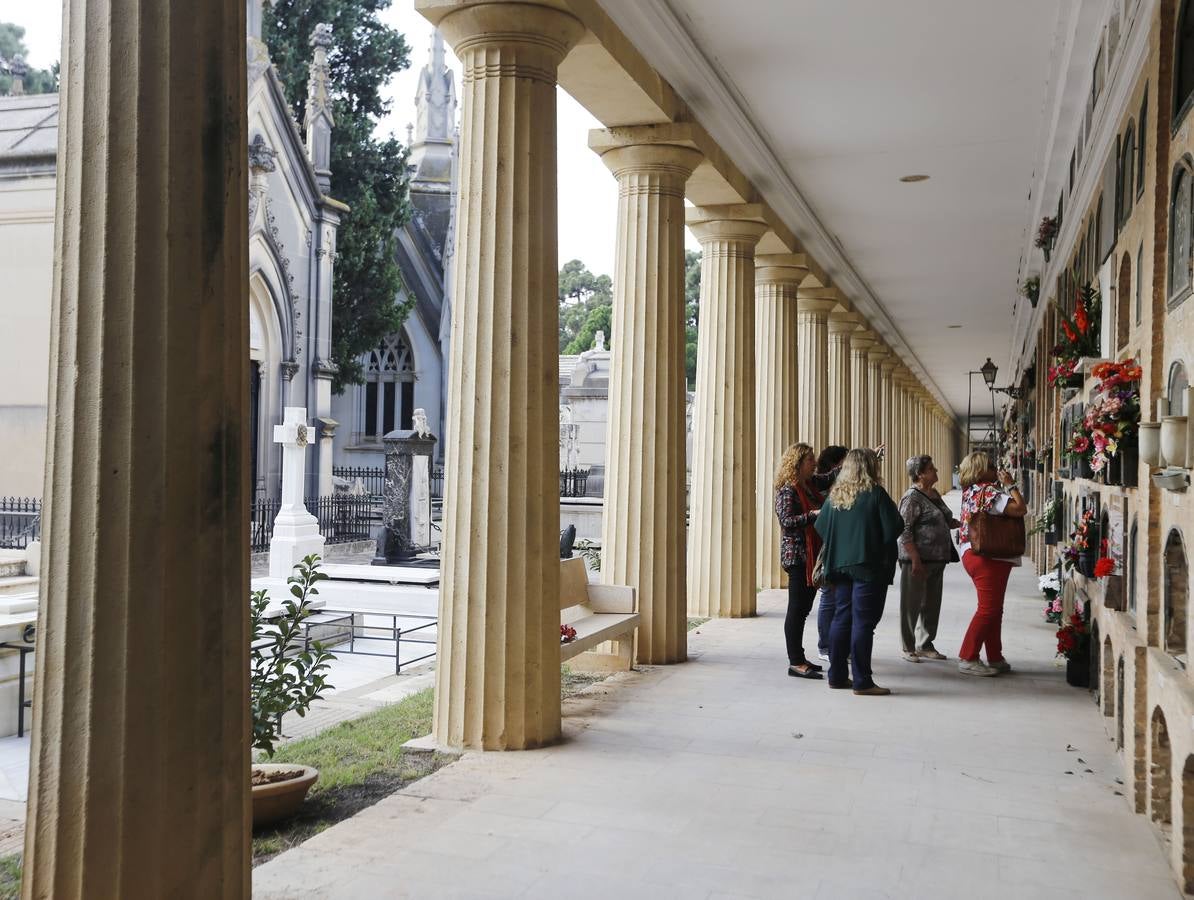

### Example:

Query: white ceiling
xmin=601 ymin=0 xmax=1092 ymax=416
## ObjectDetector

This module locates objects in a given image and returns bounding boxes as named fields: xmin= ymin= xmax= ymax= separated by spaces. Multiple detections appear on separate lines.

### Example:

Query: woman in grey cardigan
xmin=898 ymin=455 xmax=961 ymax=663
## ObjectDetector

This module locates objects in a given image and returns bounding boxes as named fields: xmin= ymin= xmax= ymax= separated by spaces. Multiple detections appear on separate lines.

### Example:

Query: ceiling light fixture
xmin=899 ymin=174 xmax=930 ymax=183
xmin=947 ymin=324 xmax=963 ymax=329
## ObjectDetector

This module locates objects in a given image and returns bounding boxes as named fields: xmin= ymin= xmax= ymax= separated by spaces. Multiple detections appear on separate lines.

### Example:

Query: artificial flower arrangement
xmin=1072 ymin=359 xmax=1142 ymax=474
xmin=1019 ymin=275 xmax=1041 ymax=308
xmin=1039 ymin=570 xmax=1062 ymax=624
xmin=1035 ymin=216 xmax=1059 ymax=252
xmin=1060 ymin=508 xmax=1097 ymax=572
xmin=1047 ymin=285 xmax=1102 ymax=388
xmin=560 ymin=624 xmax=577 ymax=644
xmin=1028 ymin=496 xmax=1061 ymax=538
xmin=1056 ymin=612 xmax=1089 ymax=660
xmin=1094 ymin=557 xmax=1116 ymax=578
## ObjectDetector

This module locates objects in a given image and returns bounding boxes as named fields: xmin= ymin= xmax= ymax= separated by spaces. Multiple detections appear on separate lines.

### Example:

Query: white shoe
xmin=958 ymin=659 xmax=998 ymax=677
xmin=902 ymin=650 xmax=921 ymax=663
xmin=818 ymin=651 xmax=830 ymax=661
xmin=988 ymin=659 xmax=1012 ymax=673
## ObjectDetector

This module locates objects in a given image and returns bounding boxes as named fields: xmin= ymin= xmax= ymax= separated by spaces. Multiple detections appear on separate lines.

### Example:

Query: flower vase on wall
xmin=1065 ymin=645 xmax=1091 ymax=687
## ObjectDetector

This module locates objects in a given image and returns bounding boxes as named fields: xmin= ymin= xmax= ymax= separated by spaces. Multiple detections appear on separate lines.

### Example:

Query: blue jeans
xmin=828 ymin=579 xmax=889 ymax=690
xmin=816 ymin=587 xmax=834 ymax=655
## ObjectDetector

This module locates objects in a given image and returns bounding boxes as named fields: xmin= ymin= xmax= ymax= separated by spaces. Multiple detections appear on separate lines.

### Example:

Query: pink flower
xmin=1052 ymin=599 xmax=1062 ymax=612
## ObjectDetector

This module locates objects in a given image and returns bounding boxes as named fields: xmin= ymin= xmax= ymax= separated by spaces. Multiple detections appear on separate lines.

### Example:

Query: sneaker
xmin=918 ymin=647 xmax=947 ymax=661
xmin=988 ymin=658 xmax=1012 ymax=673
xmin=853 ymin=685 xmax=891 ymax=696
xmin=958 ymin=659 xmax=998 ymax=677
xmin=818 ymin=650 xmax=830 ymax=661
xmin=902 ymin=650 xmax=921 ymax=663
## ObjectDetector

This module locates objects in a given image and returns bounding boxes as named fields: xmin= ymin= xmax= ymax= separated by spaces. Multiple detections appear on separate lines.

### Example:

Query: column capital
xmin=828 ymin=311 xmax=863 ymax=334
xmin=590 ymin=128 xmax=704 ymax=183
xmin=879 ymin=357 xmax=899 ymax=374
xmin=755 ymin=253 xmax=811 ymax=288
xmin=423 ymin=1 xmax=584 ymax=65
xmin=849 ymin=330 xmax=878 ymax=352
xmin=686 ymin=204 xmax=769 ymax=245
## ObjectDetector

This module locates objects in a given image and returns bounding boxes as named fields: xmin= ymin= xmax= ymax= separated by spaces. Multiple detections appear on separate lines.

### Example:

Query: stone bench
xmin=559 ymin=557 xmax=637 ymax=671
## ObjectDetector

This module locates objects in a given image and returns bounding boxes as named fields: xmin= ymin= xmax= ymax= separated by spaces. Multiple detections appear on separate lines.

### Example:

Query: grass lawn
xmin=687 ymin=617 xmax=710 ymax=631
xmin=0 ymin=853 xmax=18 ymax=900
xmin=253 ymin=687 xmax=450 ymax=866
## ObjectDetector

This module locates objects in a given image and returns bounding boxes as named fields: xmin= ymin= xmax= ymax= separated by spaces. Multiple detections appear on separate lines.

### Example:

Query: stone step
xmin=0 ymin=593 xmax=37 ymax=615
xmin=0 ymin=577 xmax=38 ymax=597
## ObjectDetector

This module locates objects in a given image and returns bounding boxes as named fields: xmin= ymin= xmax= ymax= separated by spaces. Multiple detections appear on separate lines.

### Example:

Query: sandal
xmin=788 ymin=664 xmax=824 ymax=680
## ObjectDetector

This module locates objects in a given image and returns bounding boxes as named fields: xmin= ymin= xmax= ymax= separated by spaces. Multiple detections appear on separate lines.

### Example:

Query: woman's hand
xmin=908 ymin=550 xmax=925 ymax=579
xmin=998 ymin=469 xmax=1014 ymax=487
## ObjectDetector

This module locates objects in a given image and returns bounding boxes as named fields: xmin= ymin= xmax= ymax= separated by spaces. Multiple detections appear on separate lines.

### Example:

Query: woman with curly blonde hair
xmin=814 ymin=448 xmax=903 ymax=695
xmin=775 ymin=442 xmax=833 ymax=679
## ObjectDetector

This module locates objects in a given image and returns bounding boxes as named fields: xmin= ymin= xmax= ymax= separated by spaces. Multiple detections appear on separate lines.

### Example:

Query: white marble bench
xmin=559 ymin=557 xmax=637 ymax=671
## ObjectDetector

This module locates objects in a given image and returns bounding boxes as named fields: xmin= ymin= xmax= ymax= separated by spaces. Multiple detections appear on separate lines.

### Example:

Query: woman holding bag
xmin=775 ymin=442 xmax=827 ymax=679
xmin=956 ymin=451 xmax=1028 ymax=677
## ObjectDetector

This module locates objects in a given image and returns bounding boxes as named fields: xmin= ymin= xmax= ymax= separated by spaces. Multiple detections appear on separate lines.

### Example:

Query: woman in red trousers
xmin=955 ymin=452 xmax=1027 ymax=677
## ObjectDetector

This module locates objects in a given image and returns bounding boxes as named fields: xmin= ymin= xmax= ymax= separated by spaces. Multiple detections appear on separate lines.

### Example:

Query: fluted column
xmin=25 ymin=1 xmax=250 ymax=894
xmin=880 ymin=358 xmax=898 ymax=488
xmin=593 ymin=136 xmax=702 ymax=664
xmin=755 ymin=254 xmax=808 ymax=590
xmin=849 ymin=331 xmax=876 ymax=447
xmin=867 ymin=345 xmax=888 ymax=457
xmin=827 ymin=312 xmax=858 ymax=447
xmin=796 ymin=294 xmax=835 ymax=449
xmin=427 ymin=2 xmax=584 ymax=750
xmin=688 ymin=205 xmax=768 ymax=618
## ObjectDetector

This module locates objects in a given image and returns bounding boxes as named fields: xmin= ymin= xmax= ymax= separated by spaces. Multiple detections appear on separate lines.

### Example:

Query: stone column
xmin=755 ymin=254 xmax=807 ymax=591
xmin=796 ymin=293 xmax=835 ymax=449
xmin=25 ymin=0 xmax=250 ymax=894
xmin=880 ymin=359 xmax=898 ymax=487
xmin=687 ymin=205 xmax=768 ymax=618
xmin=849 ymin=330 xmax=876 ymax=447
xmin=867 ymin=345 xmax=888 ymax=456
xmin=827 ymin=311 xmax=858 ymax=447
xmin=592 ymin=134 xmax=702 ymax=664
xmin=424 ymin=1 xmax=584 ymax=749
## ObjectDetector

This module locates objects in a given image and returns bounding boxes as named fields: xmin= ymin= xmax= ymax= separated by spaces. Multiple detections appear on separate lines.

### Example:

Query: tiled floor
xmin=253 ymin=557 xmax=1181 ymax=899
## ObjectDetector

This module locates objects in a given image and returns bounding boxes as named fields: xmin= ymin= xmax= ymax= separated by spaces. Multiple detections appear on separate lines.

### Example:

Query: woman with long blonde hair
xmin=774 ymin=442 xmax=830 ymax=679
xmin=814 ymin=448 xmax=904 ymax=695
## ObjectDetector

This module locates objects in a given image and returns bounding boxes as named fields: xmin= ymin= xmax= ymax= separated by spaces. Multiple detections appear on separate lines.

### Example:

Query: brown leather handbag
xmin=969 ymin=510 xmax=1026 ymax=558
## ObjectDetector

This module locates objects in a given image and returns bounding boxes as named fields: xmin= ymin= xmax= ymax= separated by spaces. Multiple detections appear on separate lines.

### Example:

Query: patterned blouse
xmin=775 ymin=473 xmax=833 ymax=573
xmin=958 ymin=483 xmax=1005 ymax=547
xmin=897 ymin=488 xmax=960 ymax=563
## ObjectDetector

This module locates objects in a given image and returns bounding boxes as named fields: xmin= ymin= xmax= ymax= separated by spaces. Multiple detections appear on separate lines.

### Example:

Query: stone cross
xmin=269 ymin=407 xmax=325 ymax=577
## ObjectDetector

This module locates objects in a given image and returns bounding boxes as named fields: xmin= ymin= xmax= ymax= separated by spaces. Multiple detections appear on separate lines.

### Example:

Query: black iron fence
xmin=0 ymin=497 xmax=40 ymax=550
xmin=333 ymin=465 xmax=385 ymax=497
xmin=316 ymin=495 xmax=375 ymax=545
xmin=431 ymin=465 xmax=444 ymax=499
xmin=249 ymin=497 xmax=279 ymax=554
xmin=560 ymin=466 xmax=591 ymax=498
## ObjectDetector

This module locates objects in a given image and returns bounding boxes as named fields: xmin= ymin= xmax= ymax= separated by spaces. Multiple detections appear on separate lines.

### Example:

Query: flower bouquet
xmin=1035 ymin=216 xmax=1059 ymax=256
xmin=1028 ymin=497 xmax=1061 ymax=538
xmin=1056 ymin=612 xmax=1088 ymax=659
xmin=1039 ymin=571 xmax=1062 ymax=623
xmin=1020 ymin=275 xmax=1041 ymax=308
xmin=1061 ymin=508 xmax=1097 ymax=576
xmin=1048 ymin=286 xmax=1102 ymax=389
xmin=1080 ymin=359 xmax=1142 ymax=477
xmin=560 ymin=624 xmax=577 ymax=644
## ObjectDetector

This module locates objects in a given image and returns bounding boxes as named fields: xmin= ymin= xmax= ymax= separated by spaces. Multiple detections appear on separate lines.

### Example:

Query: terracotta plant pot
xmin=1138 ymin=423 xmax=1161 ymax=467
xmin=251 ymin=764 xmax=319 ymax=827
xmin=1161 ymin=416 xmax=1188 ymax=469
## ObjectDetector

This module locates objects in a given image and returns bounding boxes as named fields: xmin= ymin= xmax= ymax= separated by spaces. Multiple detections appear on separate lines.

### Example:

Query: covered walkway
xmin=255 ymin=550 xmax=1177 ymax=899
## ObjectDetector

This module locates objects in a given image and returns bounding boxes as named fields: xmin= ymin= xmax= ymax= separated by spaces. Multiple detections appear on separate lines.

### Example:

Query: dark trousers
xmin=828 ymin=578 xmax=889 ymax=690
xmin=816 ymin=587 xmax=834 ymax=655
xmin=784 ymin=568 xmax=818 ymax=665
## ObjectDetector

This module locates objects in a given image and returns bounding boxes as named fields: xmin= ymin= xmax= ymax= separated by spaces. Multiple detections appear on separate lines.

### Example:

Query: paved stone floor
xmin=253 ymin=555 xmax=1182 ymax=899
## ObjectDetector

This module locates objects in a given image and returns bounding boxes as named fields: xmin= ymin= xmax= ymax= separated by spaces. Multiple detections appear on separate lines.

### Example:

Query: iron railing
xmin=333 ymin=465 xmax=385 ymax=497
xmin=431 ymin=465 xmax=444 ymax=499
xmin=249 ymin=497 xmax=280 ymax=554
xmin=0 ymin=497 xmax=40 ymax=550
xmin=560 ymin=466 xmax=591 ymax=498
xmin=315 ymin=495 xmax=375 ymax=545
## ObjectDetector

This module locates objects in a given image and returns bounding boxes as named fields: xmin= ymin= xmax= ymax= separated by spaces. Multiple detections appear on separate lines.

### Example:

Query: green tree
xmin=558 ymin=258 xmax=612 ymax=353
xmin=685 ymin=250 xmax=701 ymax=387
xmin=264 ymin=1 xmax=412 ymax=390
xmin=0 ymin=23 xmax=58 ymax=95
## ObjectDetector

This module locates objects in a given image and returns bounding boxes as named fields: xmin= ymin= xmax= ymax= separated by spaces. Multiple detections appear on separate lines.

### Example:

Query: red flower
xmin=1074 ymin=297 xmax=1088 ymax=334
xmin=1062 ymin=321 xmax=1078 ymax=342
xmin=560 ymin=624 xmax=577 ymax=643
xmin=1094 ymin=557 xmax=1115 ymax=578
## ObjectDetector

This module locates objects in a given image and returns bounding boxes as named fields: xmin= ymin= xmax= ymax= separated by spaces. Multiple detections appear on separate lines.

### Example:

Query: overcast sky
xmin=0 ymin=1 xmax=706 ymax=278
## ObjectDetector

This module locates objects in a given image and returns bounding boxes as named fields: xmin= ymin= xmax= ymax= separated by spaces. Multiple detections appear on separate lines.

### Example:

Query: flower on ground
xmin=560 ymin=624 xmax=577 ymax=644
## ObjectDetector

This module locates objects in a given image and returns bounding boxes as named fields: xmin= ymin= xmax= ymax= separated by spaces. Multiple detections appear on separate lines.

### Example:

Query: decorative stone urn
xmin=251 ymin=764 xmax=319 ymax=827
xmin=1161 ymin=416 xmax=1188 ymax=469
xmin=1138 ymin=422 xmax=1162 ymax=467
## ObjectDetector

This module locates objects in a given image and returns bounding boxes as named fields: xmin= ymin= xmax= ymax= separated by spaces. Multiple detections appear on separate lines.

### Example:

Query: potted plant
xmin=250 ymin=554 xmax=335 ymax=827
xmin=1019 ymin=275 xmax=1041 ymax=308
xmin=1057 ymin=608 xmax=1090 ymax=687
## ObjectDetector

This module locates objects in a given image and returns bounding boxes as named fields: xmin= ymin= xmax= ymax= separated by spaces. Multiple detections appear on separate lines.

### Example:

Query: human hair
xmin=775 ymin=442 xmax=816 ymax=491
xmin=906 ymin=455 xmax=933 ymax=482
xmin=828 ymin=448 xmax=881 ymax=510
xmin=958 ymin=451 xmax=994 ymax=488
xmin=816 ymin=445 xmax=849 ymax=474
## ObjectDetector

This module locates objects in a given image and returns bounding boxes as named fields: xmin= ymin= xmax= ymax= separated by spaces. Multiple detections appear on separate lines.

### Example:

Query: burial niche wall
xmin=1153 ymin=707 xmax=1174 ymax=829
xmin=1164 ymin=529 xmax=1189 ymax=658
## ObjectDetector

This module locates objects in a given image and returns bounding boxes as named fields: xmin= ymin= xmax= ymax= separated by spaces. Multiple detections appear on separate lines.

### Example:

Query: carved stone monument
xmin=270 ymin=407 xmax=325 ymax=577
xmin=372 ymin=410 xmax=437 ymax=565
